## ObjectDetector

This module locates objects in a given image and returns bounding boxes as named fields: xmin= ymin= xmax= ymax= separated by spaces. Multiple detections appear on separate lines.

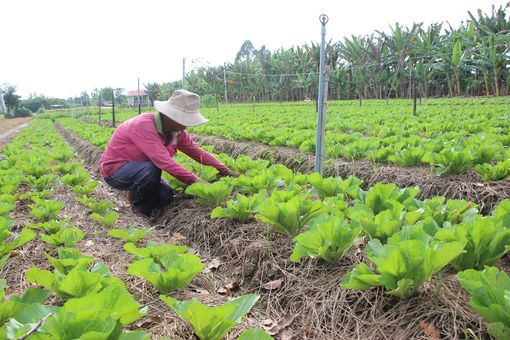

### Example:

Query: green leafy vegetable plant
xmin=26 ymin=265 xmax=124 ymax=300
xmin=61 ymin=169 xmax=90 ymax=186
xmin=26 ymin=220 xmax=70 ymax=234
xmin=40 ymin=226 xmax=85 ymax=247
xmin=290 ymin=215 xmax=361 ymax=262
xmin=210 ymin=191 xmax=267 ymax=222
xmin=26 ymin=285 xmax=148 ymax=339
xmin=30 ymin=199 xmax=64 ymax=221
xmin=90 ymin=210 xmax=119 ymax=228
xmin=123 ymin=242 xmax=189 ymax=265
xmin=256 ymin=196 xmax=327 ymax=235
xmin=108 ymin=226 xmax=155 ymax=244
xmin=475 ymin=160 xmax=510 ymax=181
xmin=457 ymin=267 xmax=510 ymax=339
xmin=341 ymin=226 xmax=464 ymax=298
xmin=72 ymin=180 xmax=99 ymax=196
xmin=185 ymin=181 xmax=233 ymax=206
xmin=127 ymin=253 xmax=204 ymax=293
xmin=46 ymin=248 xmax=94 ymax=274
xmin=435 ymin=215 xmax=510 ymax=270
xmin=160 ymin=294 xmax=260 ymax=340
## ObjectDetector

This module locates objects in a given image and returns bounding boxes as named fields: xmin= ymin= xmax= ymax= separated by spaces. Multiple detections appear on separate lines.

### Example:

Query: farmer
xmin=99 ymin=89 xmax=237 ymax=216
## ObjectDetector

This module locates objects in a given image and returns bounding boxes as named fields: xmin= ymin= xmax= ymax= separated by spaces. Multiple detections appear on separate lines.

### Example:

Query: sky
xmin=2 ymin=0 xmax=507 ymax=99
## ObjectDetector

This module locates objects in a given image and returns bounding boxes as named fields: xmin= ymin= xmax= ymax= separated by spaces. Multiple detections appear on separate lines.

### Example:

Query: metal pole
xmin=182 ymin=57 xmax=185 ymax=89
xmin=223 ymin=63 xmax=228 ymax=104
xmin=98 ymin=94 xmax=102 ymax=125
xmin=314 ymin=14 xmax=329 ymax=175
xmin=138 ymin=77 xmax=141 ymax=115
xmin=112 ymin=90 xmax=116 ymax=128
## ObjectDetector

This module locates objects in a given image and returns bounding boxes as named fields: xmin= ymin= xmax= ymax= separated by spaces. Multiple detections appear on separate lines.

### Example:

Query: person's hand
xmin=220 ymin=169 xmax=240 ymax=178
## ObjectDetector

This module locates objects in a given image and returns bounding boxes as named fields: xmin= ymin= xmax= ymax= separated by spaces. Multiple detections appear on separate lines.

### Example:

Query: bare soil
xmin=50 ymin=123 xmax=500 ymax=339
xmin=0 ymin=117 xmax=32 ymax=148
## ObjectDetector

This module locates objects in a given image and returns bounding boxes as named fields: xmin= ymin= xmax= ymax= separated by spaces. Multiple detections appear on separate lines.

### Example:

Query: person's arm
xmin=176 ymin=131 xmax=231 ymax=175
xmin=129 ymin=121 xmax=198 ymax=184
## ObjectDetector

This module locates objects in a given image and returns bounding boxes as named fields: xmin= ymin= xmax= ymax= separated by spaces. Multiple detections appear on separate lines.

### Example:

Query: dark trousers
xmin=104 ymin=162 xmax=174 ymax=216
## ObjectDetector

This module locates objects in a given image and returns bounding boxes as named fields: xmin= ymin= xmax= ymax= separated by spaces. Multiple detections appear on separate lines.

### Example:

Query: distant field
xmin=59 ymin=97 xmax=510 ymax=180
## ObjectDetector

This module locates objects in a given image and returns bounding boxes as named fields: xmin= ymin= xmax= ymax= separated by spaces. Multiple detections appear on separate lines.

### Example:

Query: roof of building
xmin=127 ymin=90 xmax=147 ymax=96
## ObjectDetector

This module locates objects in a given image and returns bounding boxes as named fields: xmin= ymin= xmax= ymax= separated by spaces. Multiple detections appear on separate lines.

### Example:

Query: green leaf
xmin=46 ymin=248 xmax=94 ymax=274
xmin=123 ymin=242 xmax=189 ymax=265
xmin=185 ymin=181 xmax=233 ymax=206
xmin=342 ymin=228 xmax=464 ymax=298
xmin=0 ymin=228 xmax=36 ymax=257
xmin=238 ymin=328 xmax=274 ymax=340
xmin=40 ymin=226 xmax=85 ymax=247
xmin=128 ymin=254 xmax=204 ymax=293
xmin=160 ymin=294 xmax=259 ymax=340
xmin=290 ymin=215 xmax=361 ymax=262
xmin=435 ymin=215 xmax=510 ymax=270
xmin=90 ymin=210 xmax=119 ymax=228
xmin=458 ymin=267 xmax=510 ymax=337
xmin=210 ymin=191 xmax=266 ymax=222
xmin=256 ymin=196 xmax=327 ymax=235
xmin=108 ymin=227 xmax=154 ymax=244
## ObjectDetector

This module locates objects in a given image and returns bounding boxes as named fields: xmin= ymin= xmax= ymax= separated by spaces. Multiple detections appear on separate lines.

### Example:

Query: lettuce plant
xmin=211 ymin=191 xmax=267 ymax=222
xmin=26 ymin=220 xmax=70 ymax=234
xmin=0 ymin=227 xmax=36 ymax=269
xmin=290 ymin=215 xmax=361 ymax=262
xmin=61 ymin=169 xmax=90 ymax=187
xmin=341 ymin=226 xmax=464 ymax=298
xmin=30 ymin=199 xmax=64 ymax=221
xmin=234 ymin=173 xmax=282 ymax=194
xmin=26 ymin=265 xmax=124 ymax=300
xmin=185 ymin=181 xmax=233 ymax=206
xmin=127 ymin=253 xmax=204 ymax=293
xmin=108 ymin=226 xmax=154 ymax=244
xmin=90 ymin=210 xmax=119 ymax=228
xmin=491 ymin=199 xmax=510 ymax=227
xmin=358 ymin=183 xmax=419 ymax=214
xmin=435 ymin=215 xmax=510 ymax=270
xmin=25 ymin=174 xmax=56 ymax=191
xmin=256 ymin=196 xmax=328 ymax=234
xmin=46 ymin=248 xmax=94 ymax=274
xmin=25 ymin=285 xmax=148 ymax=339
xmin=123 ymin=242 xmax=189 ymax=265
xmin=347 ymin=201 xmax=405 ymax=241
xmin=388 ymin=146 xmax=425 ymax=166
xmin=427 ymin=148 xmax=473 ymax=174
xmin=457 ymin=267 xmax=510 ymax=339
xmin=72 ymin=180 xmax=99 ymax=196
xmin=475 ymin=160 xmax=510 ymax=181
xmin=0 ymin=286 xmax=55 ymax=337
xmin=160 ymin=294 xmax=260 ymax=340
xmin=40 ymin=226 xmax=85 ymax=247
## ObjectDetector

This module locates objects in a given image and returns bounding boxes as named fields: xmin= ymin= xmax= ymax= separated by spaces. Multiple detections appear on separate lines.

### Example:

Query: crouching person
xmin=99 ymin=89 xmax=237 ymax=216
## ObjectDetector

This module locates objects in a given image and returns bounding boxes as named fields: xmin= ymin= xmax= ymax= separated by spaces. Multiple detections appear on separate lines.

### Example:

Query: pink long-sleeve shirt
xmin=99 ymin=112 xmax=229 ymax=184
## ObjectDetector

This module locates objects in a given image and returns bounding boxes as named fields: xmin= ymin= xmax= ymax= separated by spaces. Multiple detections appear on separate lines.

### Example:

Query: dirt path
xmin=0 ymin=117 xmax=32 ymax=148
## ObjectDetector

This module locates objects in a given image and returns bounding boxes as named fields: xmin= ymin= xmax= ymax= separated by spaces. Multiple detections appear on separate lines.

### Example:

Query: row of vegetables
xmin=58 ymin=98 xmax=510 ymax=180
xmin=56 ymin=117 xmax=510 ymax=338
xmin=0 ymin=120 xmax=270 ymax=340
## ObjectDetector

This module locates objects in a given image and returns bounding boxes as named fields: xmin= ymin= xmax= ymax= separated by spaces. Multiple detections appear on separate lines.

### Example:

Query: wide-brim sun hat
xmin=154 ymin=89 xmax=208 ymax=127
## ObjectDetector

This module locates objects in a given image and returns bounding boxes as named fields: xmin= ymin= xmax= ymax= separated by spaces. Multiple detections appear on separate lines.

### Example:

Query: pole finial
xmin=319 ymin=14 xmax=329 ymax=24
